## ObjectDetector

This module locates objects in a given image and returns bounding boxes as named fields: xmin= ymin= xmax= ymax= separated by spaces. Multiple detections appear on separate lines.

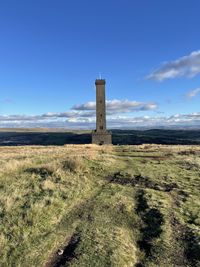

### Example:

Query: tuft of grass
xmin=61 ymin=157 xmax=85 ymax=173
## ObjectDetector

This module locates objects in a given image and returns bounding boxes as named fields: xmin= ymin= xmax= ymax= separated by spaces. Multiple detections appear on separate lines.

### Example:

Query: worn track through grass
xmin=0 ymin=144 xmax=200 ymax=267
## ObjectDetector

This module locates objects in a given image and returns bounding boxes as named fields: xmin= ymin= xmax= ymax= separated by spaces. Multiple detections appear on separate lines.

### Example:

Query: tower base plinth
xmin=92 ymin=131 xmax=112 ymax=145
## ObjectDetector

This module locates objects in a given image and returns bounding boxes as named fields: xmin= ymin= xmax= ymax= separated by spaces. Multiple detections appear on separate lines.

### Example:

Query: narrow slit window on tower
xmin=100 ymin=126 xmax=103 ymax=130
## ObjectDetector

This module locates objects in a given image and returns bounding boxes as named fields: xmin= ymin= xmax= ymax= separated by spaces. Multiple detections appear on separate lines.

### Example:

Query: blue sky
xmin=0 ymin=0 xmax=200 ymax=128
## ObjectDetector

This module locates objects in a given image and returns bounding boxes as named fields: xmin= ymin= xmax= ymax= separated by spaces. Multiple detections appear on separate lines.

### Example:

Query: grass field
xmin=0 ymin=144 xmax=200 ymax=267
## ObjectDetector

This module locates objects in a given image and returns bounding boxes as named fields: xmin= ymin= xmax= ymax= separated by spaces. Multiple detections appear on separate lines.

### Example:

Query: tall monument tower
xmin=92 ymin=79 xmax=112 ymax=145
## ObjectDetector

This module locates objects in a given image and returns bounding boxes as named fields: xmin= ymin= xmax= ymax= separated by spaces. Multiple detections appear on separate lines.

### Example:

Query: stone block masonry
xmin=92 ymin=79 xmax=112 ymax=145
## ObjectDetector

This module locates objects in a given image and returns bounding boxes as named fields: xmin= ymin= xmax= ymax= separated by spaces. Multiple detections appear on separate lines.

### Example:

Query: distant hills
xmin=0 ymin=128 xmax=200 ymax=146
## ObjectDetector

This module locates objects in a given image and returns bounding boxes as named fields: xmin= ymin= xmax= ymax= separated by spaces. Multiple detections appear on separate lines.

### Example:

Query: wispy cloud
xmin=146 ymin=50 xmax=200 ymax=81
xmin=0 ymin=110 xmax=95 ymax=122
xmin=0 ymin=98 xmax=156 ymax=125
xmin=105 ymin=113 xmax=200 ymax=128
xmin=72 ymin=99 xmax=158 ymax=113
xmin=186 ymin=87 xmax=200 ymax=98
xmin=72 ymin=101 xmax=96 ymax=111
xmin=1 ymin=112 xmax=200 ymax=129
xmin=1 ymin=98 xmax=199 ymax=129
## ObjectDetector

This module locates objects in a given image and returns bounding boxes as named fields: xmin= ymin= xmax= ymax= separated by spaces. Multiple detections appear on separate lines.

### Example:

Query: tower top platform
xmin=95 ymin=79 xmax=106 ymax=85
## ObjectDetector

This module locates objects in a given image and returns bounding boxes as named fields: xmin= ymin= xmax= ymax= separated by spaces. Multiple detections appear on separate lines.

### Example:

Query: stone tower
xmin=92 ymin=79 xmax=112 ymax=145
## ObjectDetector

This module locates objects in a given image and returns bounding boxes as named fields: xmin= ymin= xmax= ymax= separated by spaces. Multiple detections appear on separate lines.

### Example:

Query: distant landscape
xmin=0 ymin=128 xmax=200 ymax=146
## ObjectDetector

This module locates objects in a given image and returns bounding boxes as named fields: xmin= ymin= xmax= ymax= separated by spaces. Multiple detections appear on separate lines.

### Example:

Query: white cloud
xmin=0 ymin=97 xmax=157 ymax=127
xmin=72 ymin=101 xmax=96 ymax=110
xmin=1 ymin=112 xmax=200 ymax=129
xmin=1 ymin=99 xmax=199 ymax=129
xmin=186 ymin=87 xmax=200 ymax=98
xmin=146 ymin=50 xmax=200 ymax=81
xmin=72 ymin=99 xmax=158 ymax=113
